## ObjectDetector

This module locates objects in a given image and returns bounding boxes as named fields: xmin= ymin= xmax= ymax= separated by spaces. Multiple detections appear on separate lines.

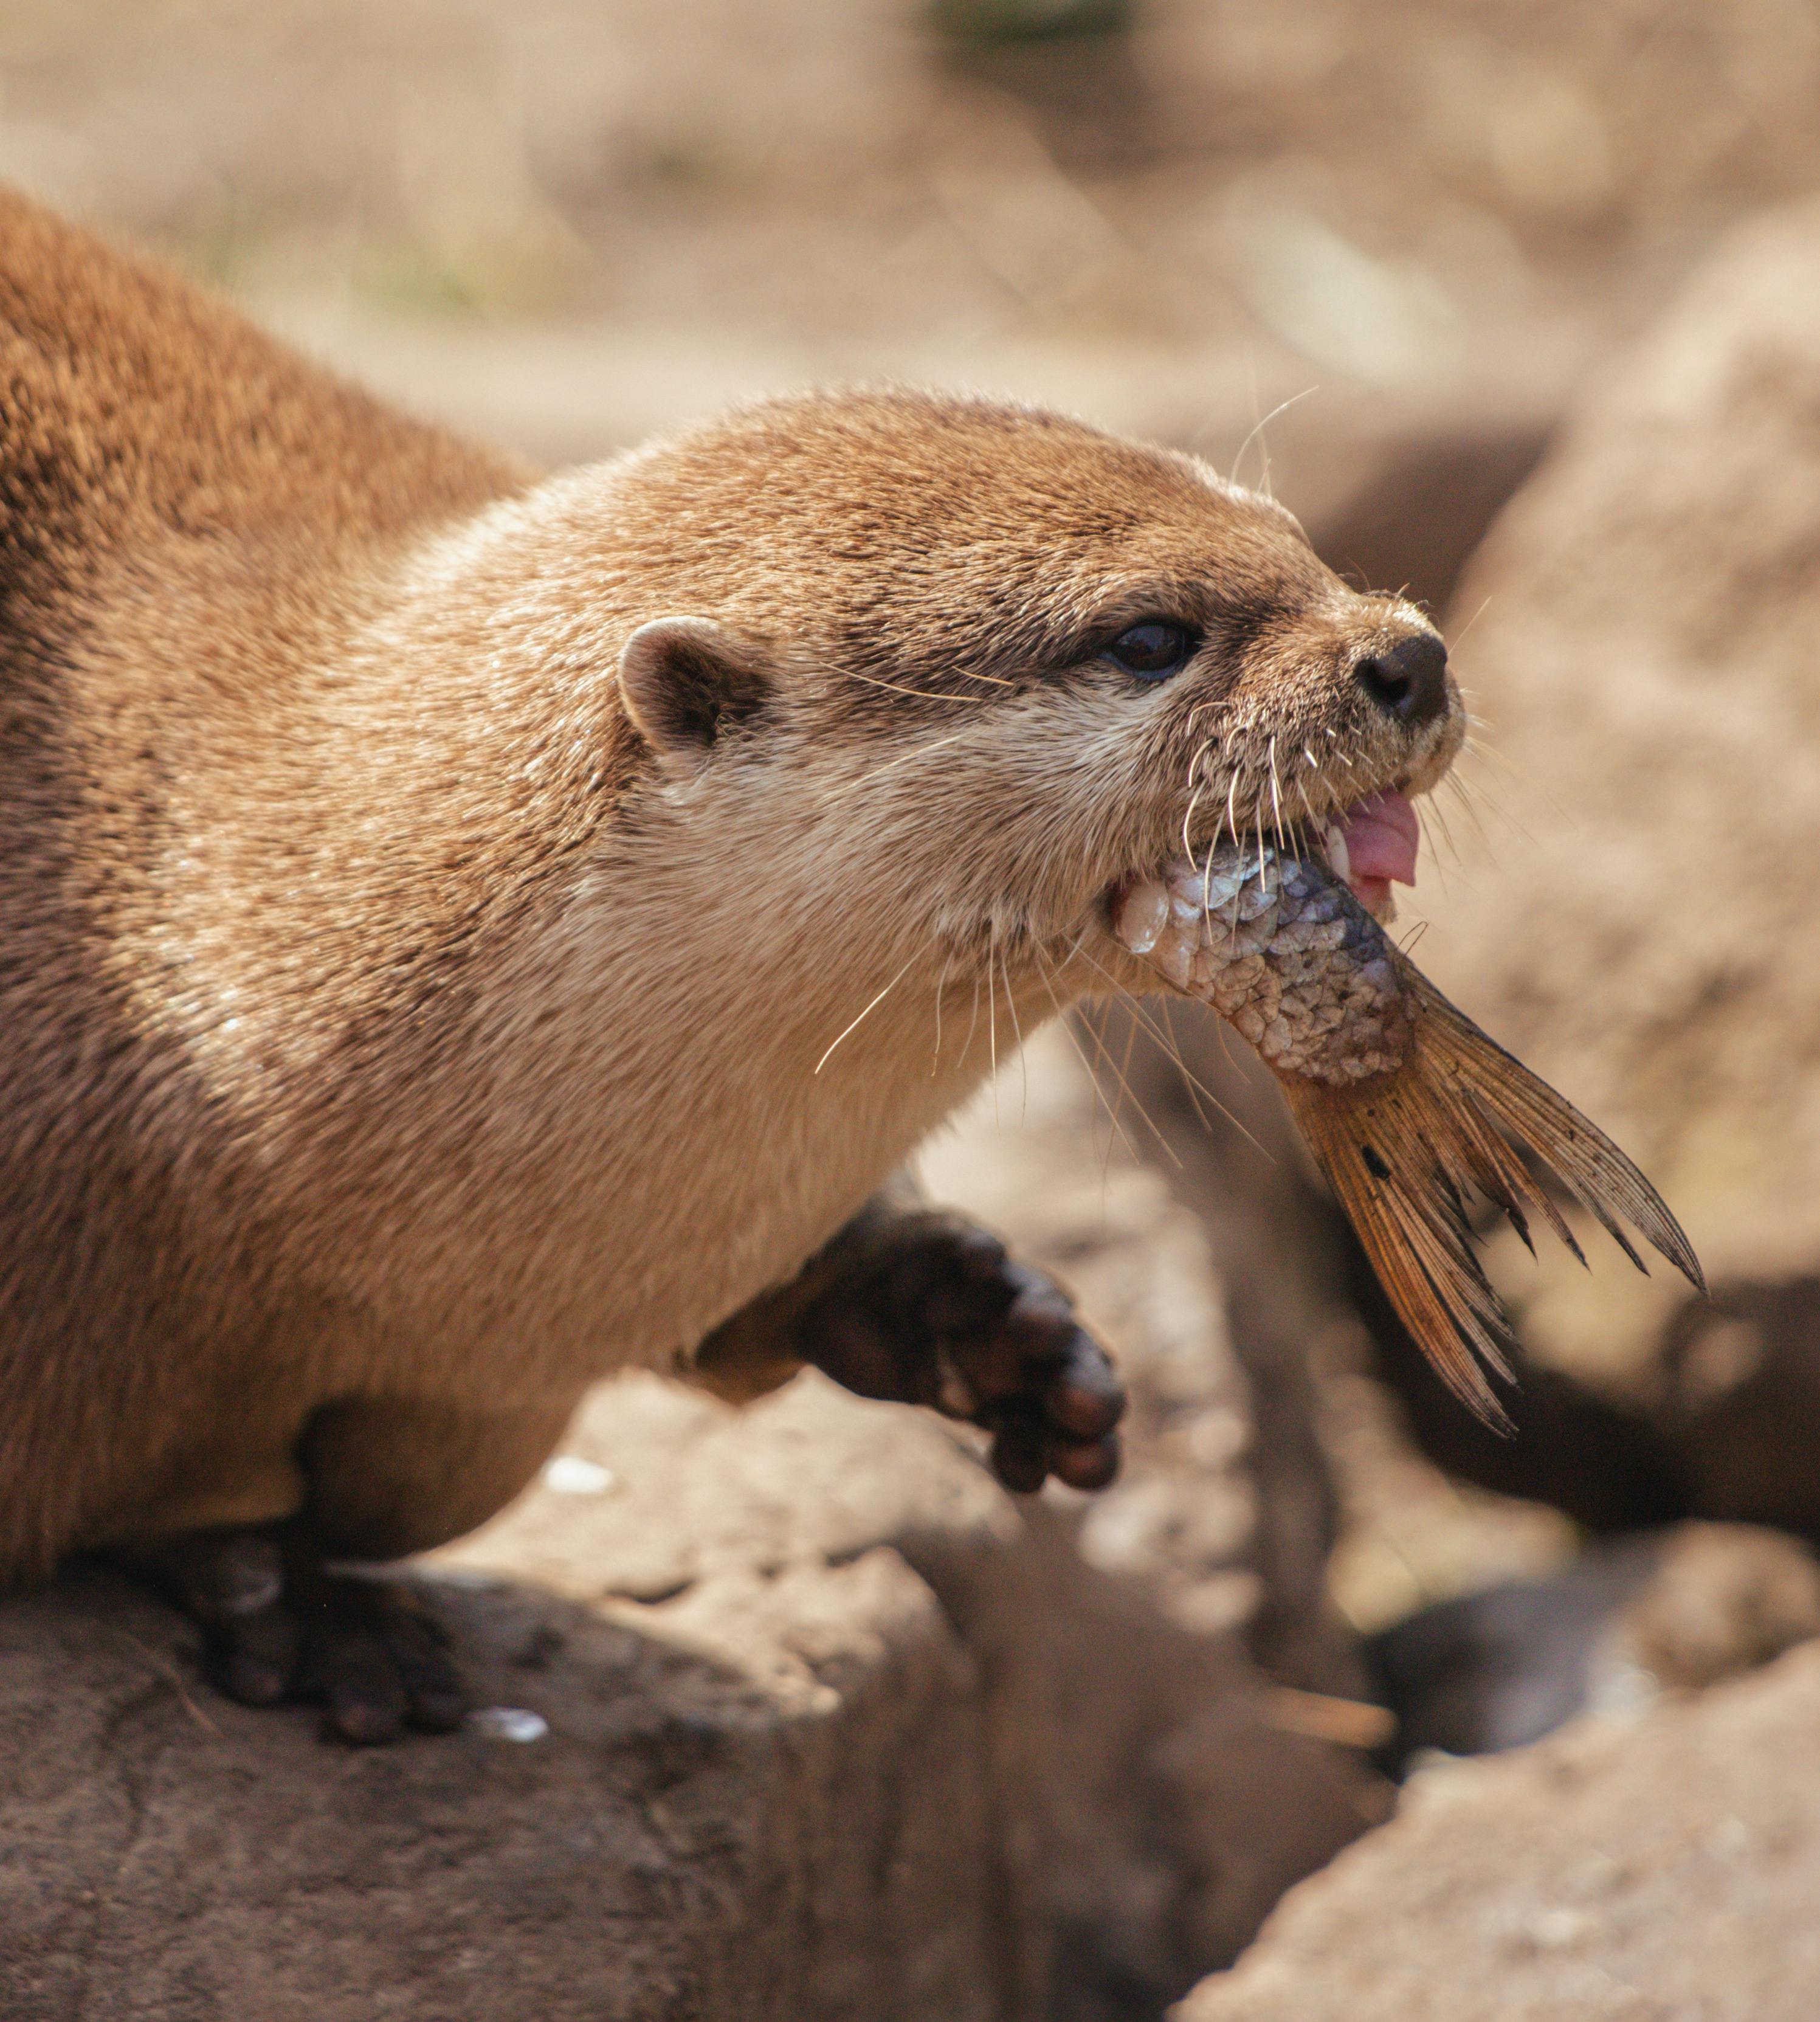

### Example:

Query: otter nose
xmin=1354 ymin=633 xmax=1450 ymax=727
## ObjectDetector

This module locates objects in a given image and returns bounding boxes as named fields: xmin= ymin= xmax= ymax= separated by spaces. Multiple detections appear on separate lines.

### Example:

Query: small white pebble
xmin=1527 ymin=1906 xmax=1594 ymax=1950
xmin=468 ymin=1706 xmax=549 ymax=1744
xmin=542 ymin=1455 xmax=615 ymax=1496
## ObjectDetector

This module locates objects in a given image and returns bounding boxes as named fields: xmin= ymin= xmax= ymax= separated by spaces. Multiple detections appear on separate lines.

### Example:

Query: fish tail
xmin=1277 ymin=964 xmax=1704 ymax=1429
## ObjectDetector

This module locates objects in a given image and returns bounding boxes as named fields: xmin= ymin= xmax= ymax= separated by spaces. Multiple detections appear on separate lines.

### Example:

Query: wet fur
xmin=0 ymin=192 xmax=1456 ymax=1581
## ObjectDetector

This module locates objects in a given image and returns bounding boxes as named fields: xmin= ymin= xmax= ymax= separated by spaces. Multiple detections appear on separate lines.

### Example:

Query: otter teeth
xmin=1320 ymin=822 xmax=1351 ymax=885
xmin=1113 ymin=878 xmax=1170 ymax=956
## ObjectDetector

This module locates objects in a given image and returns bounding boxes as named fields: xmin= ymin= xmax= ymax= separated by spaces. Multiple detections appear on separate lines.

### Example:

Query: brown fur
xmin=0 ymin=191 xmax=1460 ymax=1582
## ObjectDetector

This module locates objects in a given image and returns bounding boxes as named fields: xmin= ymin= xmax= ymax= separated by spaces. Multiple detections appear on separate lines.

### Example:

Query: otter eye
xmin=1105 ymin=619 xmax=1197 ymax=681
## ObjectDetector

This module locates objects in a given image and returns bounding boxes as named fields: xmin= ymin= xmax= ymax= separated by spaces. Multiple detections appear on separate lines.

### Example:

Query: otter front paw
xmin=798 ymin=1213 xmax=1125 ymax=1494
xmin=127 ymin=1524 xmax=467 ymax=1745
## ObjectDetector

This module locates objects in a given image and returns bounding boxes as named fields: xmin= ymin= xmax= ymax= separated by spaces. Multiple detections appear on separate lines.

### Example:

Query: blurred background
xmin=13 ymin=4 xmax=1820 ymax=2016
xmin=12 ymin=0 xmax=1816 ymax=477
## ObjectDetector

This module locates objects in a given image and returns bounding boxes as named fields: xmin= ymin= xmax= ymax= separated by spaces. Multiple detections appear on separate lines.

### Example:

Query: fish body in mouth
xmin=1111 ymin=837 xmax=1705 ymax=1424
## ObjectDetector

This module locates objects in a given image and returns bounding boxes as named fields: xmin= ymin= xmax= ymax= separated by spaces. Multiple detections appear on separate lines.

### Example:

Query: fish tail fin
xmin=1277 ymin=966 xmax=1704 ymax=1429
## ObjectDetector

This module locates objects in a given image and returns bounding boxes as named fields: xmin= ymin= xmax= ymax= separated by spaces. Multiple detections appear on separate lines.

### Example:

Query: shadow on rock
xmin=2 ymin=1368 xmax=1394 ymax=2022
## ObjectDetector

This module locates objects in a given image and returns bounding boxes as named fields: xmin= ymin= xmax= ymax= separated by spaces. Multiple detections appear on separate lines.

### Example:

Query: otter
xmin=0 ymin=192 xmax=1461 ymax=1741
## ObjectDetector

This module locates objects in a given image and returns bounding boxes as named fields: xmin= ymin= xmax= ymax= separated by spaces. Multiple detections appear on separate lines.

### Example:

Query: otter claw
xmin=798 ymin=1212 xmax=1126 ymax=1495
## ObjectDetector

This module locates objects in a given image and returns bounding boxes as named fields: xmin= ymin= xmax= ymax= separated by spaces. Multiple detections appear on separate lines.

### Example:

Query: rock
xmin=1368 ymin=1521 xmax=1820 ymax=1767
xmin=2 ymin=1036 xmax=1388 ymax=2021
xmin=1414 ymin=196 xmax=1820 ymax=1374
xmin=1654 ymin=1275 xmax=1820 ymax=1536
xmin=1176 ymin=1639 xmax=1820 ymax=2022
xmin=1330 ymin=194 xmax=1820 ymax=1541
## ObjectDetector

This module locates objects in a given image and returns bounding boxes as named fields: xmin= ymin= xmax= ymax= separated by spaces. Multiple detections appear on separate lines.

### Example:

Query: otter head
xmin=587 ymin=388 xmax=1463 ymax=1070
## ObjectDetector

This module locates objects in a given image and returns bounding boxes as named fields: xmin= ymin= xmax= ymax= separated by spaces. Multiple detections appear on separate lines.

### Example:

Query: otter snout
xmin=1354 ymin=632 xmax=1450 ymax=728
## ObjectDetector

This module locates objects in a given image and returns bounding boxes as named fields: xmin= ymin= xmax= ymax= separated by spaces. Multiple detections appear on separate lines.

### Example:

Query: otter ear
xmin=618 ymin=616 xmax=768 ymax=774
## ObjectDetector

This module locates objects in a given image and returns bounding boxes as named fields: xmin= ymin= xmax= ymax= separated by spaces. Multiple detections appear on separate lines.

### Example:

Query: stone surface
xmin=1415 ymin=196 xmax=1820 ymax=1371
xmin=1 ymin=1038 xmax=1388 ymax=2022
xmin=1178 ymin=1640 xmax=1820 ymax=2022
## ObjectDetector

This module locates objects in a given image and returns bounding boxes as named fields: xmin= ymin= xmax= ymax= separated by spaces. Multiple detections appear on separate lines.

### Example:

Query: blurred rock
xmin=930 ymin=0 xmax=1132 ymax=47
xmin=16 ymin=0 xmax=1820 ymax=392
xmin=1177 ymin=1639 xmax=1820 ymax=2022
xmin=1418 ymin=195 xmax=1820 ymax=1344
xmin=1301 ymin=407 xmax=1548 ymax=616
xmin=1368 ymin=1521 xmax=1820 ymax=1768
xmin=1365 ymin=194 xmax=1820 ymax=1534
xmin=3 ymin=1037 xmax=1390 ymax=2021
xmin=1118 ymin=196 xmax=1820 ymax=1555
xmin=1656 ymin=1276 xmax=1820 ymax=1537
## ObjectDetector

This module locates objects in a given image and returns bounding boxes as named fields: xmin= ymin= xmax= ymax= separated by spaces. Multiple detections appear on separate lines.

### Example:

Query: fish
xmin=1110 ymin=840 xmax=1706 ymax=1425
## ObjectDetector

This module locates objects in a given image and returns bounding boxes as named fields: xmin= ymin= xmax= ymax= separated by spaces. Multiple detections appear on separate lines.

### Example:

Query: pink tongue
xmin=1340 ymin=790 xmax=1421 ymax=887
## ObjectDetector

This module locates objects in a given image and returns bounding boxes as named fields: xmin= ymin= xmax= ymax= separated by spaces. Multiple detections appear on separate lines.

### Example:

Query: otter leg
xmin=129 ymin=1522 xmax=466 ymax=1744
xmin=124 ymin=1394 xmax=575 ymax=1744
xmin=696 ymin=1190 xmax=1125 ymax=1492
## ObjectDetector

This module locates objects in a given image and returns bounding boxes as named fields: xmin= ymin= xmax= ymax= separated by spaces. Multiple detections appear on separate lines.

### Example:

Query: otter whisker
xmin=1152 ymin=998 xmax=1220 ymax=1142
xmin=1064 ymin=987 xmax=1182 ymax=1170
xmin=815 ymin=954 xmax=918 ymax=1075
xmin=987 ymin=925 xmax=1001 ymax=1123
xmin=930 ymin=949 xmax=953 ymax=1075
xmin=1035 ymin=961 xmax=1142 ymax=1169
xmin=841 ymin=670 xmax=985 ymax=706
xmin=1453 ymin=750 xmax=1542 ymax=844
xmin=1184 ymin=747 xmax=1221 ymax=925
xmin=957 ymin=971 xmax=984 ymax=1069
xmin=1145 ymin=993 xmax=1279 ymax=1164
xmin=1424 ymin=791 xmax=1463 ymax=867
xmin=1227 ymin=385 xmax=1319 ymax=497
xmin=999 ymin=937 xmax=1029 ymax=1124
xmin=1446 ymin=594 xmax=1494 ymax=651
xmin=846 ymin=726 xmax=979 ymax=792
xmin=1183 ymin=772 xmax=1211 ymax=875
xmin=1074 ymin=949 xmax=1273 ymax=1164
xmin=1443 ymin=768 xmax=1500 ymax=854
xmin=1413 ymin=804 xmax=1454 ymax=900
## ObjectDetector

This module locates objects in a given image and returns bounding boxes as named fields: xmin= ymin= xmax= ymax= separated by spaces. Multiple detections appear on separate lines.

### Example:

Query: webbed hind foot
xmin=123 ymin=1523 xmax=467 ymax=1745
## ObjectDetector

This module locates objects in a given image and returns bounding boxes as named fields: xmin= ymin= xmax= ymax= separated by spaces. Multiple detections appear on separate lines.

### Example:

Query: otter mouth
xmin=1106 ymin=786 xmax=1423 ymax=960
xmin=1306 ymin=787 xmax=1422 ymax=919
